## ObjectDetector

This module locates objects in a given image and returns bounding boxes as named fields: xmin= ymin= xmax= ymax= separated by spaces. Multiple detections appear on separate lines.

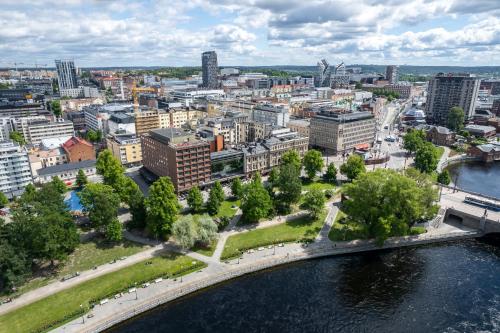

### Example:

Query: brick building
xmin=141 ymin=129 xmax=211 ymax=192
xmin=62 ymin=136 xmax=96 ymax=162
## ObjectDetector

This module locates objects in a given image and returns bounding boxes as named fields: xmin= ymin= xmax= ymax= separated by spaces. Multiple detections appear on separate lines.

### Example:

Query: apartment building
xmin=27 ymin=119 xmax=75 ymax=145
xmin=135 ymin=110 xmax=160 ymax=136
xmin=0 ymin=141 xmax=32 ymax=198
xmin=252 ymin=104 xmax=290 ymax=127
xmin=141 ymin=129 xmax=211 ymax=192
xmin=425 ymin=73 xmax=480 ymax=125
xmin=310 ymin=111 xmax=376 ymax=154
xmin=106 ymin=133 xmax=143 ymax=166
xmin=287 ymin=119 xmax=310 ymax=138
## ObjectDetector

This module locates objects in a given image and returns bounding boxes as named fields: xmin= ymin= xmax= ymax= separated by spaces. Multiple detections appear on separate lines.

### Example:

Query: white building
xmin=0 ymin=141 xmax=32 ymax=198
xmin=27 ymin=119 xmax=75 ymax=145
xmin=252 ymin=104 xmax=290 ymax=127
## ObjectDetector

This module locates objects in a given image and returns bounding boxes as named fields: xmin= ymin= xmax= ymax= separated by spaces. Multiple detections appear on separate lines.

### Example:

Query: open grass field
xmin=191 ymin=239 xmax=218 ymax=257
xmin=2 ymin=238 xmax=150 ymax=299
xmin=0 ymin=253 xmax=206 ymax=333
xmin=221 ymin=210 xmax=326 ymax=260
xmin=301 ymin=179 xmax=336 ymax=192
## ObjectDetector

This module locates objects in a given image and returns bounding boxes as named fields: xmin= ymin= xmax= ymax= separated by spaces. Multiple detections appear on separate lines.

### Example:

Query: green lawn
xmin=221 ymin=210 xmax=326 ymax=260
xmin=191 ymin=239 xmax=218 ymax=257
xmin=216 ymin=198 xmax=240 ymax=219
xmin=435 ymin=146 xmax=445 ymax=160
xmin=328 ymin=210 xmax=369 ymax=242
xmin=0 ymin=253 xmax=206 ymax=333
xmin=302 ymin=179 xmax=335 ymax=192
xmin=3 ymin=238 xmax=149 ymax=299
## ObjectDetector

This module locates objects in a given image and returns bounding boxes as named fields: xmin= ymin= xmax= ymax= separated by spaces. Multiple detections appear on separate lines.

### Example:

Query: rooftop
xmin=37 ymin=159 xmax=96 ymax=176
xmin=314 ymin=111 xmax=374 ymax=122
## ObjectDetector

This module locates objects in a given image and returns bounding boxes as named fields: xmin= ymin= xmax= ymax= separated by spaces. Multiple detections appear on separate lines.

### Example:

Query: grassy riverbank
xmin=221 ymin=211 xmax=326 ymax=260
xmin=0 ymin=253 xmax=206 ymax=333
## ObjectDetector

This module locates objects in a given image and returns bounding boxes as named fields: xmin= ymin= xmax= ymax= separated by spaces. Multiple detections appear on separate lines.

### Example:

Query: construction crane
xmin=131 ymin=80 xmax=155 ymax=114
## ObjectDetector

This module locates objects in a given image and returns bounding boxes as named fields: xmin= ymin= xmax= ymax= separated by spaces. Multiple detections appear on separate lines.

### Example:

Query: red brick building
xmin=62 ymin=137 xmax=96 ymax=163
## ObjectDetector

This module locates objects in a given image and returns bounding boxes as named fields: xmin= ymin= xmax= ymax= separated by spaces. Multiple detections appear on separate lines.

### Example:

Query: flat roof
xmin=38 ymin=159 xmax=96 ymax=176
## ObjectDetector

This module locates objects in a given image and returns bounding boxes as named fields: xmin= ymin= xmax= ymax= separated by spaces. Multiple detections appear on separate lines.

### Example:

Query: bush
xmin=410 ymin=226 xmax=426 ymax=235
xmin=217 ymin=216 xmax=231 ymax=232
xmin=324 ymin=189 xmax=335 ymax=199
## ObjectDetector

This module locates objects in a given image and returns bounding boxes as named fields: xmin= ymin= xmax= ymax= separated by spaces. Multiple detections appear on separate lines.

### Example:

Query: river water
xmin=109 ymin=238 xmax=500 ymax=333
xmin=448 ymin=161 xmax=500 ymax=198
xmin=109 ymin=162 xmax=500 ymax=333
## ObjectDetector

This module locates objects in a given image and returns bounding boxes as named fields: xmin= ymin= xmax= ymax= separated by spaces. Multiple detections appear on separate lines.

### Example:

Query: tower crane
xmin=131 ymin=80 xmax=155 ymax=114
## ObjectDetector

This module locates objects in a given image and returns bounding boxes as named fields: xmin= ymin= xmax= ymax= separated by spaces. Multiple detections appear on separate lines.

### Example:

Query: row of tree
xmin=403 ymin=129 xmax=442 ymax=174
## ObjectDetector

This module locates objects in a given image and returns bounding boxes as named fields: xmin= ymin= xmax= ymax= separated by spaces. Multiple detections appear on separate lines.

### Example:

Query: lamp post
xmin=236 ymin=249 xmax=240 ymax=264
xmin=80 ymin=304 xmax=85 ymax=324
xmin=180 ymin=266 xmax=183 ymax=283
xmin=134 ymin=282 xmax=138 ymax=300
xmin=273 ymin=242 xmax=276 ymax=255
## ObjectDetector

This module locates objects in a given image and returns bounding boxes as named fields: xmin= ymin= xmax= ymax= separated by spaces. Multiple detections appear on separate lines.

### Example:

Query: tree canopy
xmin=281 ymin=150 xmax=302 ymax=172
xmin=231 ymin=178 xmax=244 ymax=199
xmin=447 ymin=106 xmax=465 ymax=132
xmin=324 ymin=163 xmax=337 ymax=184
xmin=276 ymin=163 xmax=302 ymax=213
xmin=145 ymin=177 xmax=179 ymax=238
xmin=437 ymin=170 xmax=451 ymax=185
xmin=9 ymin=131 xmax=26 ymax=146
xmin=75 ymin=169 xmax=88 ymax=188
xmin=403 ymin=129 xmax=426 ymax=154
xmin=303 ymin=149 xmax=324 ymax=179
xmin=342 ymin=169 xmax=438 ymax=245
xmin=241 ymin=173 xmax=272 ymax=223
xmin=340 ymin=154 xmax=366 ymax=181
xmin=414 ymin=142 xmax=438 ymax=174
xmin=187 ymin=186 xmax=204 ymax=213
xmin=50 ymin=100 xmax=62 ymax=117
xmin=302 ymin=189 xmax=326 ymax=219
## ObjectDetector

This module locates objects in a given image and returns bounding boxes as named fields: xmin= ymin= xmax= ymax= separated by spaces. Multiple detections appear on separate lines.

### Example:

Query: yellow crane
xmin=131 ymin=80 xmax=155 ymax=114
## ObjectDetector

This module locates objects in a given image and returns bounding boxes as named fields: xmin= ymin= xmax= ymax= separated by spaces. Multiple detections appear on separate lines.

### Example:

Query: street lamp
xmin=134 ymin=282 xmax=138 ymax=300
xmin=180 ymin=266 xmax=183 ymax=283
xmin=236 ymin=249 xmax=240 ymax=264
xmin=273 ymin=242 xmax=276 ymax=255
xmin=80 ymin=304 xmax=85 ymax=324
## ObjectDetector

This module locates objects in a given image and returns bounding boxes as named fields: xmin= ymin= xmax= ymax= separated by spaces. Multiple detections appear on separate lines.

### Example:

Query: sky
xmin=0 ymin=0 xmax=499 ymax=68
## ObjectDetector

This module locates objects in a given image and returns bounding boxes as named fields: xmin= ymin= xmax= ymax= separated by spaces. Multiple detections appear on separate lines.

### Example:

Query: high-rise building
xmin=316 ymin=59 xmax=331 ymax=87
xmin=425 ymin=73 xmax=480 ymax=125
xmin=0 ymin=141 xmax=32 ymax=198
xmin=385 ymin=65 xmax=398 ymax=84
xmin=55 ymin=59 xmax=78 ymax=91
xmin=141 ymin=129 xmax=211 ymax=192
xmin=202 ymin=51 xmax=218 ymax=89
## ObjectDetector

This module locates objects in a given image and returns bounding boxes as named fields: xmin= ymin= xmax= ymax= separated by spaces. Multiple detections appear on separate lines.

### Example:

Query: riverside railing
xmin=84 ymin=230 xmax=481 ymax=333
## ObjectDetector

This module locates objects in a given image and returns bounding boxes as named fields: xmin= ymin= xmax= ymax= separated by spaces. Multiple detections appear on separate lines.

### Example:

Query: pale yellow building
xmin=106 ymin=133 xmax=143 ymax=166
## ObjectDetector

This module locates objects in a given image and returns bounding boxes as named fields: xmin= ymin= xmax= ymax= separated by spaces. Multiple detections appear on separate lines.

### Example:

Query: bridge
xmin=438 ymin=185 xmax=500 ymax=234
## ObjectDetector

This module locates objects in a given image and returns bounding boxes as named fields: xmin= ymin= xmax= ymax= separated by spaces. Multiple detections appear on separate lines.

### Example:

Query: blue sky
xmin=0 ymin=0 xmax=499 ymax=67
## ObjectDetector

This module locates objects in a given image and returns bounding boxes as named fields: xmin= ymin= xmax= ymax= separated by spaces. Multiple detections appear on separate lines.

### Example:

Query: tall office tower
xmin=55 ymin=59 xmax=78 ymax=91
xmin=385 ymin=65 xmax=398 ymax=84
xmin=316 ymin=59 xmax=331 ymax=87
xmin=425 ymin=73 xmax=480 ymax=126
xmin=202 ymin=51 xmax=218 ymax=89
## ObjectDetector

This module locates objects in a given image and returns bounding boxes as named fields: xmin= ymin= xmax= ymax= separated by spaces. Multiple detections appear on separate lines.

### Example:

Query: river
xmin=109 ymin=238 xmax=500 ymax=333
xmin=448 ymin=161 xmax=500 ymax=198
xmin=108 ymin=161 xmax=500 ymax=333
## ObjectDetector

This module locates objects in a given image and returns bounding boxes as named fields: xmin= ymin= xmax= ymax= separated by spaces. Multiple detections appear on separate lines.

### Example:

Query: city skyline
xmin=0 ymin=0 xmax=499 ymax=67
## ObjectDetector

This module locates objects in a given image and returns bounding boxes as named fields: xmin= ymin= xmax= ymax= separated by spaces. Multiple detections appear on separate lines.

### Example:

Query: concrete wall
xmin=445 ymin=208 xmax=500 ymax=234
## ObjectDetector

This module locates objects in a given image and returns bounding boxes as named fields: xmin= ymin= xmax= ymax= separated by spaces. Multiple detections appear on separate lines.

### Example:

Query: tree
xmin=342 ymin=169 xmax=438 ymax=246
xmin=50 ymin=176 xmax=67 ymax=194
xmin=403 ymin=129 xmax=426 ymax=154
xmin=437 ymin=170 xmax=451 ymax=185
xmin=447 ymin=106 xmax=465 ymax=132
xmin=9 ymin=131 xmax=26 ymax=146
xmin=303 ymin=149 xmax=324 ymax=179
xmin=355 ymin=82 xmax=363 ymax=89
xmin=86 ymin=129 xmax=102 ymax=143
xmin=241 ymin=173 xmax=272 ymax=223
xmin=268 ymin=167 xmax=279 ymax=187
xmin=340 ymin=154 xmax=366 ymax=181
xmin=172 ymin=215 xmax=197 ymax=249
xmin=0 ymin=238 xmax=30 ymax=292
xmin=96 ymin=149 xmax=125 ymax=189
xmin=414 ymin=142 xmax=438 ymax=174
xmin=281 ymin=150 xmax=301 ymax=172
xmin=0 ymin=192 xmax=8 ymax=208
xmin=75 ymin=169 xmax=88 ymax=188
xmin=196 ymin=215 xmax=218 ymax=247
xmin=324 ymin=163 xmax=337 ymax=184
xmin=145 ymin=177 xmax=179 ymax=238
xmin=231 ymin=178 xmax=244 ymax=199
xmin=79 ymin=183 xmax=120 ymax=230
xmin=276 ymin=163 xmax=302 ymax=212
xmin=206 ymin=188 xmax=221 ymax=216
xmin=127 ymin=188 xmax=147 ymax=230
xmin=302 ymin=189 xmax=326 ymax=219
xmin=212 ymin=181 xmax=225 ymax=203
xmin=105 ymin=219 xmax=123 ymax=242
xmin=50 ymin=100 xmax=62 ymax=117
xmin=187 ymin=186 xmax=204 ymax=213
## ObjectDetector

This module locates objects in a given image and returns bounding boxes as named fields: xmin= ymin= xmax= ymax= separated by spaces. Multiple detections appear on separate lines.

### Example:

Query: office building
xmin=202 ymin=51 xmax=218 ymax=89
xmin=55 ymin=59 xmax=78 ymax=92
xmin=386 ymin=65 xmax=398 ymax=84
xmin=142 ymin=129 xmax=211 ymax=192
xmin=252 ymin=104 xmax=290 ymax=127
xmin=316 ymin=59 xmax=331 ymax=87
xmin=0 ymin=141 xmax=32 ymax=198
xmin=425 ymin=73 xmax=480 ymax=125
xmin=310 ymin=111 xmax=376 ymax=154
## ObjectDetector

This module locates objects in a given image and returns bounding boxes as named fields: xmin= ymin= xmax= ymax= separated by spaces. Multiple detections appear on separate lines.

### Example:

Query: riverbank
xmin=52 ymin=221 xmax=481 ymax=333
